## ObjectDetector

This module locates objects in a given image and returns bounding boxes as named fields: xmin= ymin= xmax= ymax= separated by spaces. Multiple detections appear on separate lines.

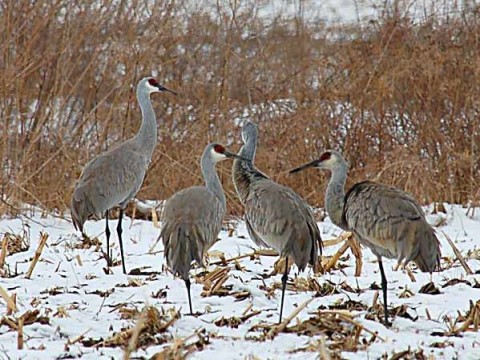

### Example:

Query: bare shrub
xmin=1 ymin=0 xmax=479 ymax=216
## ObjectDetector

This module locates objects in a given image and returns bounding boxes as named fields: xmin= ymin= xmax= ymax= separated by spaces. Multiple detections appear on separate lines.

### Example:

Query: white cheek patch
xmin=146 ymin=82 xmax=159 ymax=93
xmin=211 ymin=149 xmax=226 ymax=162
xmin=325 ymin=156 xmax=338 ymax=168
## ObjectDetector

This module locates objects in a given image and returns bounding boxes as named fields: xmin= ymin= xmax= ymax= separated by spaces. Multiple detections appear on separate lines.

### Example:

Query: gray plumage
xmin=160 ymin=143 xmax=245 ymax=315
xmin=71 ymin=77 xmax=175 ymax=274
xmin=290 ymin=150 xmax=441 ymax=325
xmin=343 ymin=181 xmax=440 ymax=272
xmin=232 ymin=121 xmax=322 ymax=323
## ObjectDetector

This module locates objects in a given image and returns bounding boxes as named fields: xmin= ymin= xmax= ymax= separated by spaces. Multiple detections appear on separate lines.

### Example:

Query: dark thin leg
xmin=185 ymin=278 xmax=193 ymax=315
xmin=279 ymin=257 xmax=289 ymax=324
xmin=117 ymin=208 xmax=127 ymax=274
xmin=378 ymin=258 xmax=391 ymax=326
xmin=105 ymin=210 xmax=111 ymax=268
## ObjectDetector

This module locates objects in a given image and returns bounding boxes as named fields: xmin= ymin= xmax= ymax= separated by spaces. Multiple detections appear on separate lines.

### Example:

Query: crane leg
xmin=105 ymin=210 xmax=112 ymax=268
xmin=378 ymin=258 xmax=391 ymax=326
xmin=279 ymin=257 xmax=289 ymax=324
xmin=117 ymin=208 xmax=127 ymax=274
xmin=185 ymin=278 xmax=193 ymax=315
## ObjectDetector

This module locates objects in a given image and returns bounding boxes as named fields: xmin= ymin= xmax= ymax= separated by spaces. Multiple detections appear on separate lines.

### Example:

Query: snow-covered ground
xmin=0 ymin=204 xmax=479 ymax=359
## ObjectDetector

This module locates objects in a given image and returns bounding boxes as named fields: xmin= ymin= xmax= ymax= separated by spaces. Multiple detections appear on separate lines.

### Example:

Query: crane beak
xmin=289 ymin=159 xmax=320 ymax=174
xmin=157 ymin=84 xmax=177 ymax=95
xmin=224 ymin=151 xmax=250 ymax=162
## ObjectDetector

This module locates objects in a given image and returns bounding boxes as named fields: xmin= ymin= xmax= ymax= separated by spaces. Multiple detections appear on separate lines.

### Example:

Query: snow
xmin=256 ymin=0 xmax=478 ymax=25
xmin=0 ymin=203 xmax=479 ymax=359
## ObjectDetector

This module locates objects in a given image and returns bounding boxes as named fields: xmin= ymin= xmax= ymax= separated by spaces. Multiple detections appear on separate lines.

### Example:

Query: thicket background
xmin=1 ymin=0 xmax=480 ymax=217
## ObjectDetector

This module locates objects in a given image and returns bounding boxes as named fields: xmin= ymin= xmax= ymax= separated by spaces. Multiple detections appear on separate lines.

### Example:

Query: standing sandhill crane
xmin=232 ymin=121 xmax=322 ymax=323
xmin=160 ymin=143 xmax=248 ymax=315
xmin=71 ymin=77 xmax=176 ymax=274
xmin=290 ymin=150 xmax=441 ymax=325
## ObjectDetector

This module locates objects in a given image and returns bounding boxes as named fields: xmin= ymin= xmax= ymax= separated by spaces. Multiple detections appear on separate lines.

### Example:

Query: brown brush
xmin=347 ymin=235 xmax=363 ymax=277
xmin=17 ymin=318 xmax=23 ymax=350
xmin=0 ymin=286 xmax=17 ymax=314
xmin=25 ymin=232 xmax=48 ymax=279
xmin=267 ymin=297 xmax=314 ymax=339
xmin=3 ymin=2 xmax=479 ymax=218
xmin=0 ymin=236 xmax=8 ymax=269
xmin=123 ymin=306 xmax=148 ymax=360
xmin=324 ymin=241 xmax=350 ymax=273
xmin=443 ymin=232 xmax=473 ymax=275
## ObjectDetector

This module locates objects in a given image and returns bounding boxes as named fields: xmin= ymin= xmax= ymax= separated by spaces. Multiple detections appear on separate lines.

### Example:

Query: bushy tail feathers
xmin=284 ymin=221 xmax=322 ymax=273
xmin=306 ymin=220 xmax=322 ymax=273
xmin=161 ymin=223 xmax=205 ymax=281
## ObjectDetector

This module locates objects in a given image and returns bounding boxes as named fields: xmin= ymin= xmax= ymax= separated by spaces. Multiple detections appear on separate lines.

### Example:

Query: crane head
xmin=210 ymin=143 xmax=250 ymax=163
xmin=289 ymin=150 xmax=345 ymax=173
xmin=144 ymin=77 xmax=177 ymax=95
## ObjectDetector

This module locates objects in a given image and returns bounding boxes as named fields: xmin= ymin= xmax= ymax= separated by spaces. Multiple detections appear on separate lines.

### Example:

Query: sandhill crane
xmin=290 ymin=150 xmax=441 ymax=325
xmin=71 ymin=77 xmax=176 ymax=274
xmin=232 ymin=121 xmax=322 ymax=323
xmin=160 ymin=143 xmax=248 ymax=315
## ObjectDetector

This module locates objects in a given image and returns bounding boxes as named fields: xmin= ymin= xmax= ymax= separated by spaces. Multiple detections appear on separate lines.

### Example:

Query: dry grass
xmin=82 ymin=305 xmax=179 ymax=349
xmin=1 ymin=1 xmax=480 ymax=217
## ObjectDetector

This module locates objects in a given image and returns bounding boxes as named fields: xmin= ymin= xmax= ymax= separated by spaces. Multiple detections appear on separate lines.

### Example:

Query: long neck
xmin=239 ymin=133 xmax=256 ymax=163
xmin=325 ymin=164 xmax=348 ymax=230
xmin=232 ymin=134 xmax=264 ymax=204
xmin=134 ymin=90 xmax=158 ymax=158
xmin=202 ymin=154 xmax=226 ymax=209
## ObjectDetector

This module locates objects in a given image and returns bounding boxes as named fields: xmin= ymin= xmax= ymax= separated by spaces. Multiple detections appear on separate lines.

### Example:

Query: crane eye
xmin=213 ymin=144 xmax=225 ymax=154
